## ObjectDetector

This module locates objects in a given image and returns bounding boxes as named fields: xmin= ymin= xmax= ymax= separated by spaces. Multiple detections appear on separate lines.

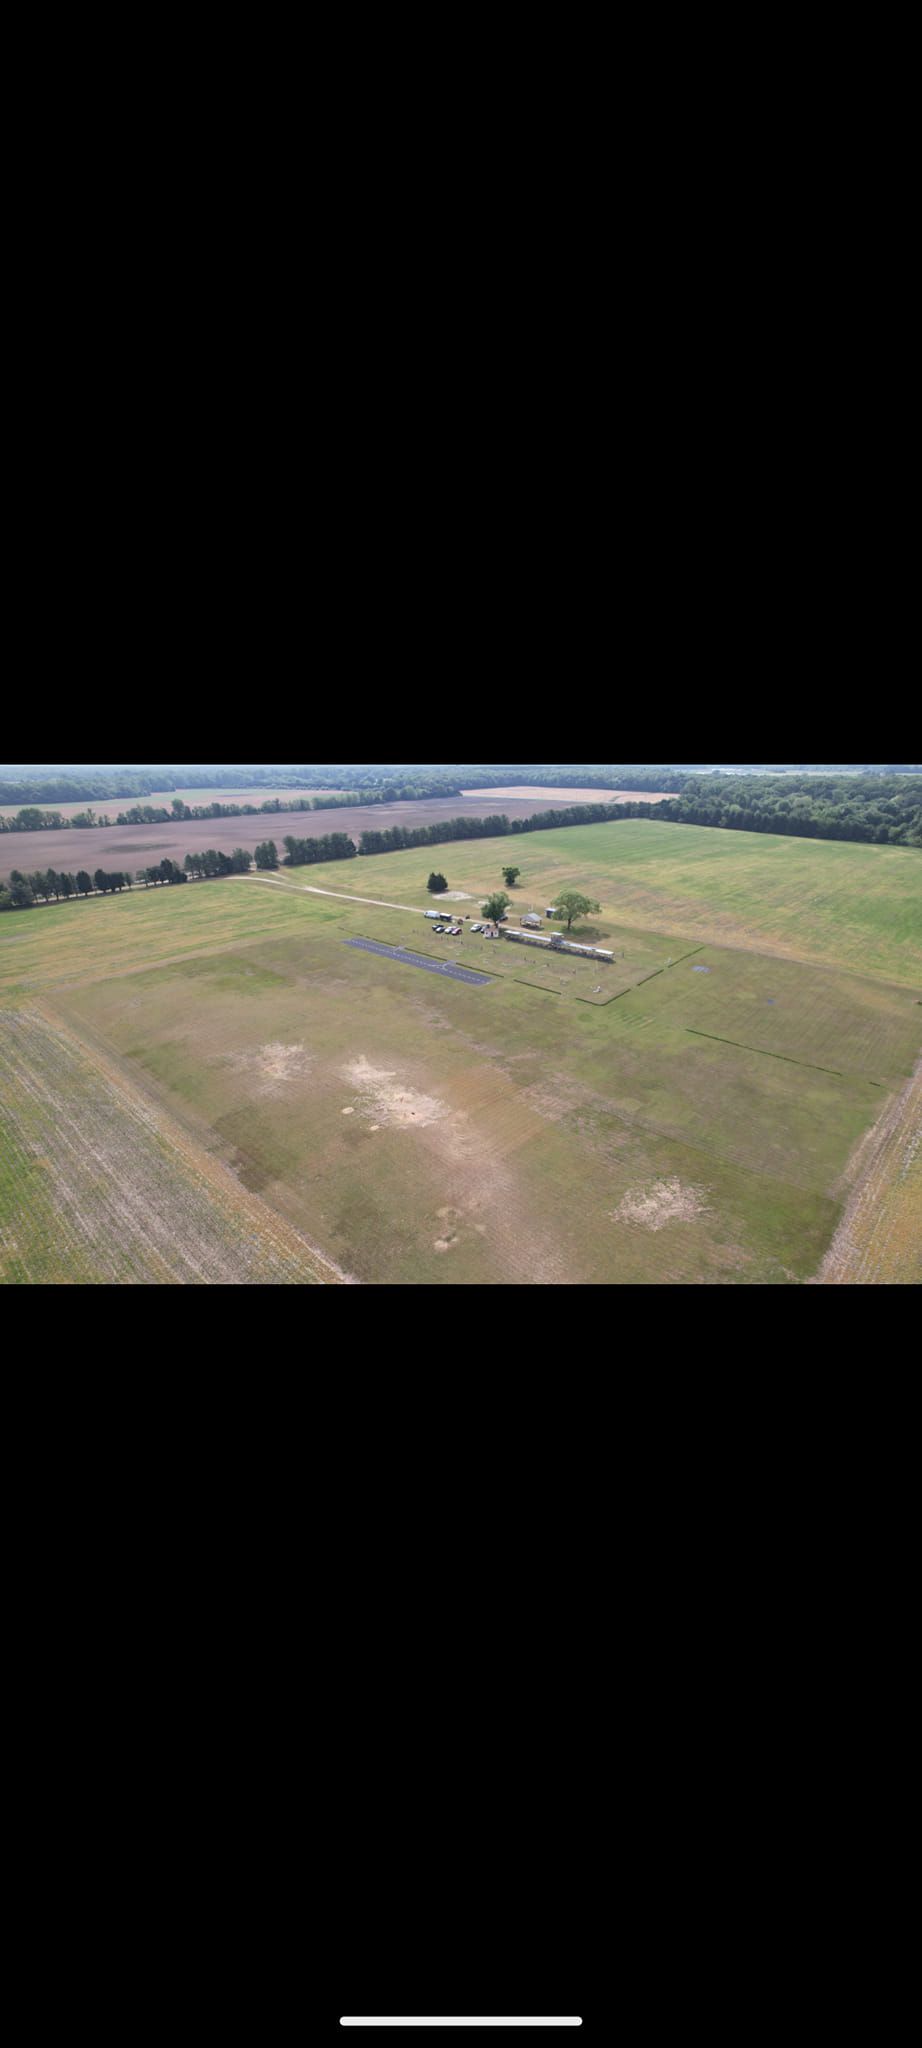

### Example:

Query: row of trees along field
xmin=0 ymin=797 xmax=330 ymax=834
xmin=0 ymin=844 xmax=284 ymax=911
xmin=281 ymin=833 xmax=357 ymax=864
xmin=0 ymin=769 xmax=341 ymax=805
xmin=0 ymin=862 xmax=188 ymax=907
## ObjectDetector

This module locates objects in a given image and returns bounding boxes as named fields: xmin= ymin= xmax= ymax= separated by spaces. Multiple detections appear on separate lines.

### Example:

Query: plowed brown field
xmin=0 ymin=792 xmax=661 ymax=882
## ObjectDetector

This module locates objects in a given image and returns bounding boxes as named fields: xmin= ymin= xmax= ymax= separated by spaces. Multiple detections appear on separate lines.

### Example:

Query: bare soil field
xmin=813 ymin=1055 xmax=921 ymax=1283
xmin=0 ymin=794 xmax=625 ymax=881
xmin=460 ymin=785 xmax=671 ymax=803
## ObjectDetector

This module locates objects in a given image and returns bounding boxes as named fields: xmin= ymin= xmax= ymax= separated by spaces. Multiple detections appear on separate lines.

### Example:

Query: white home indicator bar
xmin=340 ymin=2024 xmax=582 ymax=2029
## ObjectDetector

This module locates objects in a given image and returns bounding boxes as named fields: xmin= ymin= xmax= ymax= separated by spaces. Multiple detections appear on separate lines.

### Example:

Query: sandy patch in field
xmin=613 ymin=1178 xmax=709 ymax=1229
xmin=438 ymin=892 xmax=475 ymax=902
xmin=217 ymin=1042 xmax=315 ymax=1094
xmin=343 ymin=1055 xmax=451 ymax=1129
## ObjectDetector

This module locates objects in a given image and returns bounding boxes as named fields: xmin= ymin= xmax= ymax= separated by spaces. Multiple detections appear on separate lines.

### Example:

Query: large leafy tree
xmin=428 ymin=872 xmax=448 ymax=893
xmin=554 ymin=890 xmax=601 ymax=931
xmin=502 ymin=867 xmax=521 ymax=887
xmin=481 ymin=891 xmax=511 ymax=923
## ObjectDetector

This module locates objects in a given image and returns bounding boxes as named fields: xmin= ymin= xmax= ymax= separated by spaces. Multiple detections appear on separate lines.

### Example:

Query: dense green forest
xmin=657 ymin=773 xmax=922 ymax=844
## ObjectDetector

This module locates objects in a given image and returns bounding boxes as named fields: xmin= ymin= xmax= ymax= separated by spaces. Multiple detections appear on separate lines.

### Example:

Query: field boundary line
xmin=686 ymin=1028 xmax=845 ymax=1078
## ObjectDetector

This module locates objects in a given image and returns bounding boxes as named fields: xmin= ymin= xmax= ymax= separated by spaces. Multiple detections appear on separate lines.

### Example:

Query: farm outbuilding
xmin=521 ymin=913 xmax=543 ymax=928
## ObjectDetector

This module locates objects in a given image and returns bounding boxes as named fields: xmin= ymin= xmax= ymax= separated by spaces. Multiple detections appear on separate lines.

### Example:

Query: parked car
xmin=434 ymin=925 xmax=445 ymax=933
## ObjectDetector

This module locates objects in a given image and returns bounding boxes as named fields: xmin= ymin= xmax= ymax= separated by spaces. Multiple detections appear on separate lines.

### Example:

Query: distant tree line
xmin=5 ymin=763 xmax=922 ymax=821
xmin=0 ymin=796 xmax=329 ymax=834
xmin=0 ymin=768 xmax=343 ymax=805
xmin=655 ymin=773 xmax=922 ymax=845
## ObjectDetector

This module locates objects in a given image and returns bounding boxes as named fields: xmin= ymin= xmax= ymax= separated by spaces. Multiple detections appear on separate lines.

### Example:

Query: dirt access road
xmin=236 ymin=874 xmax=431 ymax=914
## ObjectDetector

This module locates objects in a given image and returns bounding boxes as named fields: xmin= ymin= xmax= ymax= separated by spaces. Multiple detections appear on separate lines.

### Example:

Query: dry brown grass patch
xmin=612 ymin=1178 xmax=710 ymax=1230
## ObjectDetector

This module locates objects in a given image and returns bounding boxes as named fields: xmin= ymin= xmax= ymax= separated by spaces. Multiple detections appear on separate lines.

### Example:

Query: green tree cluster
xmin=553 ymin=891 xmax=600 ymax=931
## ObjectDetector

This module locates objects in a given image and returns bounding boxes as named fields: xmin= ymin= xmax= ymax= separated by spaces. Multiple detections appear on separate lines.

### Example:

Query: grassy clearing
xmin=289 ymin=820 xmax=922 ymax=984
xmin=0 ymin=881 xmax=342 ymax=994
xmin=48 ymin=909 xmax=908 ymax=1283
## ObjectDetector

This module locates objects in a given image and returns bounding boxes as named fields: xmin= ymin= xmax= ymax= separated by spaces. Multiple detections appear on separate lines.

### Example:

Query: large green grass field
xmin=286 ymin=819 xmax=922 ymax=985
xmin=2 ymin=820 xmax=920 ymax=1283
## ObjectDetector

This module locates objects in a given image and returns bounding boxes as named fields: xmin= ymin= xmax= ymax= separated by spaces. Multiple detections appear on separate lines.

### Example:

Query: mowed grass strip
xmin=288 ymin=819 xmax=922 ymax=984
xmin=0 ymin=1001 xmax=348 ymax=1284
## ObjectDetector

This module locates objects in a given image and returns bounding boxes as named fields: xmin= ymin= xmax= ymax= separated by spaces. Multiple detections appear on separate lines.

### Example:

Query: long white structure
xmin=501 ymin=929 xmax=613 ymax=963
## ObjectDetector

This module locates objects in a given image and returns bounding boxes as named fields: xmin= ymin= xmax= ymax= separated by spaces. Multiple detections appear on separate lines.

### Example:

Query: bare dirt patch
xmin=215 ymin=1041 xmax=315 ymax=1095
xmin=612 ymin=1178 xmax=710 ymax=1229
xmin=342 ymin=1055 xmax=451 ymax=1129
